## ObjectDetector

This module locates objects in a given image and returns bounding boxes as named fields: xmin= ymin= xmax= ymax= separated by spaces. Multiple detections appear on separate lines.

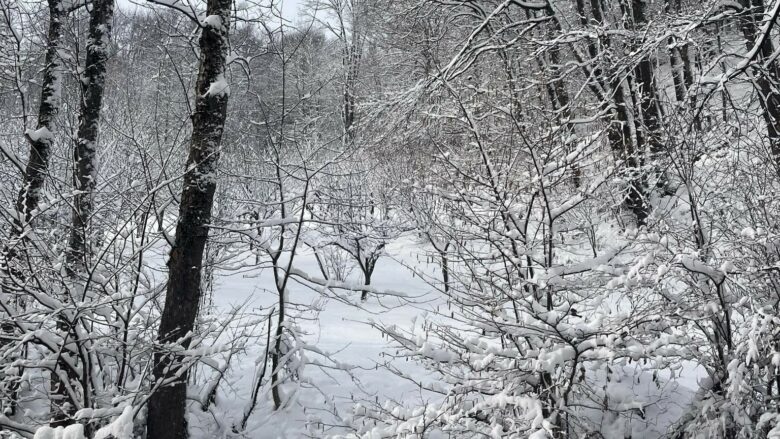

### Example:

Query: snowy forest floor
xmin=187 ymin=236 xmax=445 ymax=438
xmin=174 ymin=235 xmax=702 ymax=438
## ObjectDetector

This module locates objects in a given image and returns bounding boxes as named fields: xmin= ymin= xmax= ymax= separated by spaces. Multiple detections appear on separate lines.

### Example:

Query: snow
xmin=679 ymin=255 xmax=726 ymax=284
xmin=25 ymin=127 xmax=54 ymax=142
xmin=6 ymin=1 xmax=778 ymax=437
xmin=94 ymin=406 xmax=135 ymax=439
xmin=174 ymin=234 xmax=699 ymax=438
xmin=741 ymin=226 xmax=756 ymax=239
xmin=202 ymin=14 xmax=225 ymax=30
xmin=189 ymin=235 xmax=443 ymax=437
xmin=204 ymin=74 xmax=230 ymax=98
xmin=33 ymin=424 xmax=85 ymax=439
xmin=417 ymin=341 xmax=458 ymax=362
xmin=20 ymin=232 xmax=701 ymax=438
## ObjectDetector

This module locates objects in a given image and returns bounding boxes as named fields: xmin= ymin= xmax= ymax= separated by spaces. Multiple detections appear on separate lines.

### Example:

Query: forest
xmin=1 ymin=0 xmax=780 ymax=437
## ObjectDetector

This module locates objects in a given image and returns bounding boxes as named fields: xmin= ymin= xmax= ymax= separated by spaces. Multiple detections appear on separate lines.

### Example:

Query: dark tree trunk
xmin=4 ymin=0 xmax=64 ymax=301
xmin=668 ymin=46 xmax=686 ymax=105
xmin=52 ymin=0 xmax=113 ymax=427
xmin=577 ymin=0 xmax=650 ymax=223
xmin=439 ymin=249 xmax=449 ymax=293
xmin=271 ymin=282 xmax=285 ymax=409
xmin=633 ymin=61 xmax=662 ymax=155
xmin=611 ymin=80 xmax=650 ymax=224
xmin=17 ymin=0 xmax=63 ymax=227
xmin=738 ymin=0 xmax=780 ymax=166
xmin=146 ymin=0 xmax=231 ymax=437
xmin=1 ymin=0 xmax=65 ymax=417
xmin=343 ymin=44 xmax=360 ymax=144
xmin=343 ymin=3 xmax=362 ymax=144
xmin=664 ymin=0 xmax=692 ymax=113
xmin=541 ymin=5 xmax=579 ymax=187
xmin=360 ymin=262 xmax=373 ymax=301
xmin=631 ymin=0 xmax=664 ymax=159
xmin=65 ymin=0 xmax=114 ymax=275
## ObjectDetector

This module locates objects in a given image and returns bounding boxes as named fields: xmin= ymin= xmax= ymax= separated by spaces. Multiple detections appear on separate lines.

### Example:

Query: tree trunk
xmin=439 ymin=249 xmax=449 ymax=294
xmin=631 ymin=0 xmax=665 ymax=167
xmin=65 ymin=0 xmax=113 ymax=276
xmin=52 ymin=0 xmax=113 ymax=427
xmin=610 ymin=79 xmax=649 ymax=224
xmin=146 ymin=0 xmax=231 ymax=436
xmin=17 ymin=0 xmax=63 ymax=227
xmin=343 ymin=44 xmax=360 ymax=145
xmin=738 ymin=0 xmax=780 ymax=166
xmin=1 ymin=0 xmax=64 ymax=417
xmin=665 ymin=0 xmax=699 ymax=127
xmin=271 ymin=282 xmax=285 ymax=409
xmin=360 ymin=263 xmax=373 ymax=301
xmin=581 ymin=0 xmax=650 ymax=223
xmin=541 ymin=5 xmax=579 ymax=187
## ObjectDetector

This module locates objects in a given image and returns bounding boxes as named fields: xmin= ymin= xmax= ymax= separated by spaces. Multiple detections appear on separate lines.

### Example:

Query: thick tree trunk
xmin=65 ymin=0 xmax=114 ymax=275
xmin=612 ymin=81 xmax=649 ymax=224
xmin=17 ymin=0 xmax=63 ymax=227
xmin=4 ymin=0 xmax=64 ymax=306
xmin=1 ymin=0 xmax=64 ymax=417
xmin=665 ymin=0 xmax=699 ymax=126
xmin=51 ymin=0 xmax=113 ymax=427
xmin=541 ymin=5 xmax=579 ymax=186
xmin=633 ymin=62 xmax=662 ymax=154
xmin=146 ymin=0 xmax=231 ymax=437
xmin=738 ymin=0 xmax=780 ymax=166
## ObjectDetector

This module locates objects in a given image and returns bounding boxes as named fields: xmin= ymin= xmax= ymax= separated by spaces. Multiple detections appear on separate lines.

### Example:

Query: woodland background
xmin=2 ymin=0 xmax=780 ymax=437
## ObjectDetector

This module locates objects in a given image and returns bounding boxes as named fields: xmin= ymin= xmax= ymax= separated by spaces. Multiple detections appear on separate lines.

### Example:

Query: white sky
xmin=279 ymin=0 xmax=302 ymax=19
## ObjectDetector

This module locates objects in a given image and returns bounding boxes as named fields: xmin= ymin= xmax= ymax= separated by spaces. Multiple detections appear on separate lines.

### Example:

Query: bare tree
xmin=146 ymin=0 xmax=233 ymax=436
xmin=65 ymin=0 xmax=114 ymax=275
xmin=0 ymin=0 xmax=66 ymax=417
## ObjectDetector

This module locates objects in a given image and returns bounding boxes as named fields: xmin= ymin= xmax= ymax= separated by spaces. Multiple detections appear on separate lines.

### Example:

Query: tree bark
xmin=146 ymin=0 xmax=231 ymax=437
xmin=738 ymin=0 xmax=780 ymax=167
xmin=17 ymin=0 xmax=64 ymax=227
xmin=271 ymin=280 xmax=285 ymax=409
xmin=541 ymin=4 xmax=579 ymax=186
xmin=343 ymin=37 xmax=361 ymax=144
xmin=577 ymin=0 xmax=650 ymax=223
xmin=360 ymin=262 xmax=373 ymax=301
xmin=52 ymin=0 xmax=113 ymax=427
xmin=631 ymin=0 xmax=664 ymax=160
xmin=3 ymin=0 xmax=65 ymax=307
xmin=439 ymin=249 xmax=449 ymax=293
xmin=65 ymin=0 xmax=114 ymax=276
xmin=611 ymin=80 xmax=650 ymax=224
xmin=1 ymin=0 xmax=65 ymax=417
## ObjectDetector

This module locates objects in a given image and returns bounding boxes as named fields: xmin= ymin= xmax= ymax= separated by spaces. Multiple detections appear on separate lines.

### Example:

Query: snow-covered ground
xmin=189 ymin=236 xmax=445 ymax=438
xmin=181 ymin=234 xmax=703 ymax=439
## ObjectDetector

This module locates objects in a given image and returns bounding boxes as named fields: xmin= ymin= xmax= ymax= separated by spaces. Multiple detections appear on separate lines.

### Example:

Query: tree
xmin=146 ymin=0 xmax=233 ymax=436
xmin=0 ymin=0 xmax=66 ymax=417
xmin=65 ymin=0 xmax=114 ymax=276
